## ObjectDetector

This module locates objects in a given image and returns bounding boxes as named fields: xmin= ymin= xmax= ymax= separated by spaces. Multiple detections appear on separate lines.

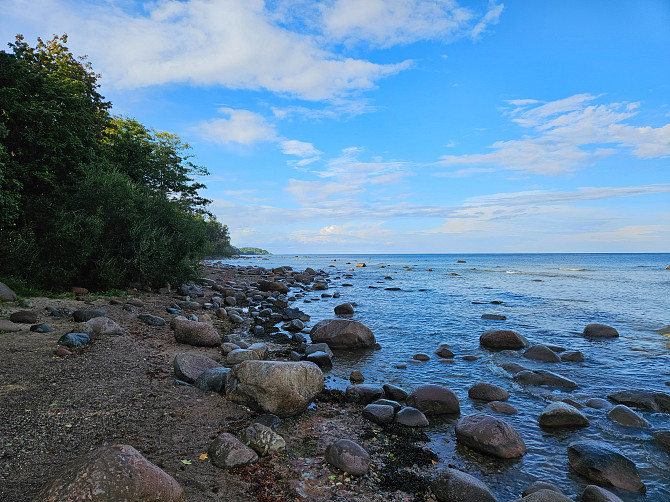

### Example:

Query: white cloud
xmin=280 ymin=140 xmax=322 ymax=162
xmin=194 ymin=108 xmax=277 ymax=146
xmin=437 ymin=94 xmax=670 ymax=175
xmin=434 ymin=167 xmax=495 ymax=178
xmin=318 ymin=0 xmax=501 ymax=47
xmin=3 ymin=0 xmax=408 ymax=100
xmin=574 ymin=225 xmax=670 ymax=243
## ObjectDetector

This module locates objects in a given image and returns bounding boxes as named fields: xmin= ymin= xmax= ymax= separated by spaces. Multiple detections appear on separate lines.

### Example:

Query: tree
xmin=102 ymin=116 xmax=211 ymax=214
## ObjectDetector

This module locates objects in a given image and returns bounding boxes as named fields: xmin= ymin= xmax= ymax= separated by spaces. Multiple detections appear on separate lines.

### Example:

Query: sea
xmin=213 ymin=253 xmax=670 ymax=501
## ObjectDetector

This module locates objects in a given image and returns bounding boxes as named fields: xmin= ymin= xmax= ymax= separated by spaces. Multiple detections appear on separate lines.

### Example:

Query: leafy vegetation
xmin=0 ymin=34 xmax=238 ymax=291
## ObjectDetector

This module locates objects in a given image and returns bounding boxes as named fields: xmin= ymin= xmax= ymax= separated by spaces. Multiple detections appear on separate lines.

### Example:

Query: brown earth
xmin=0 ymin=265 xmax=437 ymax=501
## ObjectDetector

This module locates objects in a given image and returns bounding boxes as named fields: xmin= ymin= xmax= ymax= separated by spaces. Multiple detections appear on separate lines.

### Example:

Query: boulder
xmin=607 ymin=405 xmax=650 ymax=427
xmin=607 ymin=390 xmax=670 ymax=413
xmin=72 ymin=308 xmax=106 ymax=322
xmin=10 ymin=310 xmax=38 ymax=324
xmin=522 ymin=481 xmax=563 ymax=497
xmin=194 ymin=367 xmax=230 ymax=393
xmin=383 ymin=383 xmax=408 ymax=401
xmin=435 ymin=343 xmax=455 ymax=358
xmin=227 ymin=348 xmax=261 ymax=365
xmin=226 ymin=360 xmax=323 ymax=417
xmin=560 ymin=350 xmax=585 ymax=362
xmin=306 ymin=351 xmax=332 ymax=368
xmin=482 ymin=314 xmax=506 ymax=321
xmin=468 ymin=382 xmax=510 ymax=402
xmin=173 ymin=353 xmax=222 ymax=384
xmin=258 ymin=280 xmax=289 ymax=294
xmin=310 ymin=319 xmax=376 ymax=349
xmin=523 ymin=345 xmax=561 ymax=363
xmin=350 ymin=370 xmax=364 ymax=383
xmin=581 ymin=485 xmax=624 ymax=502
xmin=486 ymin=401 xmax=518 ymax=414
xmin=567 ymin=440 xmax=645 ymax=492
xmin=58 ymin=332 xmax=90 ymax=348
xmin=514 ymin=369 xmax=578 ymax=389
xmin=172 ymin=317 xmax=220 ymax=347
xmin=0 ymin=282 xmax=17 ymax=302
xmin=241 ymin=423 xmax=286 ymax=456
xmin=362 ymin=404 xmax=395 ymax=425
xmin=654 ymin=430 xmax=670 ymax=454
xmin=455 ymin=413 xmax=526 ymax=458
xmin=324 ymin=439 xmax=370 ymax=476
xmin=208 ymin=433 xmax=258 ymax=469
xmin=30 ymin=323 xmax=54 ymax=333
xmin=85 ymin=317 xmax=125 ymax=336
xmin=46 ymin=306 xmax=72 ymax=318
xmin=431 ymin=468 xmax=498 ymax=502
xmin=538 ymin=402 xmax=589 ymax=428
xmin=345 ymin=384 xmax=384 ymax=404
xmin=34 ymin=444 xmax=185 ymax=501
xmin=0 ymin=320 xmax=22 ymax=332
xmin=407 ymin=384 xmax=460 ymax=415
xmin=305 ymin=343 xmax=334 ymax=358
xmin=583 ymin=324 xmax=619 ymax=338
xmin=137 ymin=313 xmax=166 ymax=326
xmin=513 ymin=489 xmax=572 ymax=502
xmin=334 ymin=303 xmax=355 ymax=315
xmin=373 ymin=399 xmax=401 ymax=412
xmin=175 ymin=300 xmax=201 ymax=310
xmin=480 ymin=330 xmax=529 ymax=350
xmin=394 ymin=406 xmax=429 ymax=427
xmin=585 ymin=398 xmax=611 ymax=409
xmin=247 ymin=342 xmax=269 ymax=359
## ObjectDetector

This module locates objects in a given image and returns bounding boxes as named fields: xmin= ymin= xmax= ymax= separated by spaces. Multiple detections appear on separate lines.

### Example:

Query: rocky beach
xmin=1 ymin=257 xmax=669 ymax=501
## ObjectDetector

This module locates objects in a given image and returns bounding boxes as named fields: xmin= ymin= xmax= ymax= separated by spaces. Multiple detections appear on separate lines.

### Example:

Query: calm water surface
xmin=216 ymin=254 xmax=670 ymax=501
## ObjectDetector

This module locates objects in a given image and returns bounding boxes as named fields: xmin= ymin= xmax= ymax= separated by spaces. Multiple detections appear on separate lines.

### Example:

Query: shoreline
xmin=1 ymin=259 xmax=668 ymax=501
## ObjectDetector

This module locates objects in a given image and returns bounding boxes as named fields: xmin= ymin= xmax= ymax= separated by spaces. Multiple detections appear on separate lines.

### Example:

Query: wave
xmin=559 ymin=268 xmax=591 ymax=271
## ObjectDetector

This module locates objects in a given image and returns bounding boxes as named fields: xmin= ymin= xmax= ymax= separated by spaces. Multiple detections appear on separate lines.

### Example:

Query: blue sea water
xmin=216 ymin=254 xmax=670 ymax=501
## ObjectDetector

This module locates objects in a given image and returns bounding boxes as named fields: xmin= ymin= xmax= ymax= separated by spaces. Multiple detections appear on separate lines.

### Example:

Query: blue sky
xmin=3 ymin=0 xmax=670 ymax=253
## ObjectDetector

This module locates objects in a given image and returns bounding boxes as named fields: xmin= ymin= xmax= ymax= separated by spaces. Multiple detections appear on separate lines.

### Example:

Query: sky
xmin=2 ymin=0 xmax=670 ymax=253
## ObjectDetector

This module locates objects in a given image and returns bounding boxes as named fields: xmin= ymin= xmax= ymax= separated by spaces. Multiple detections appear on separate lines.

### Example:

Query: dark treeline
xmin=0 ymin=35 xmax=235 ymax=291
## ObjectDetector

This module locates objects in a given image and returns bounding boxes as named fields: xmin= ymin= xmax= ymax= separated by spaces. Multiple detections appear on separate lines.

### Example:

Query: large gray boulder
xmin=455 ymin=413 xmax=526 ymax=458
xmin=538 ymin=402 xmax=589 ymax=428
xmin=34 ymin=444 xmax=186 ymax=501
xmin=173 ymin=353 xmax=222 ymax=384
xmin=310 ymin=319 xmax=376 ymax=349
xmin=431 ymin=468 xmax=498 ymax=502
xmin=654 ymin=430 xmax=670 ymax=453
xmin=345 ymin=384 xmax=384 ymax=404
xmin=172 ymin=317 xmax=220 ymax=347
xmin=567 ymin=440 xmax=645 ymax=493
xmin=407 ymin=384 xmax=460 ymax=415
xmin=480 ymin=330 xmax=529 ymax=350
xmin=226 ymin=360 xmax=323 ymax=417
xmin=72 ymin=308 xmax=106 ymax=322
xmin=394 ymin=407 xmax=429 ymax=427
xmin=0 ymin=282 xmax=17 ymax=302
xmin=324 ymin=439 xmax=370 ymax=476
xmin=85 ymin=317 xmax=125 ymax=336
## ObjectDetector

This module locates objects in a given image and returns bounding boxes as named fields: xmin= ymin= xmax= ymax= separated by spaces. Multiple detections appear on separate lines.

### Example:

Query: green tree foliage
xmin=201 ymin=217 xmax=233 ymax=257
xmin=0 ymin=35 xmax=229 ymax=290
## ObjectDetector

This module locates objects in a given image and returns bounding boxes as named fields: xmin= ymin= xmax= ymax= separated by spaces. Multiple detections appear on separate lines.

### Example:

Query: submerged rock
xmin=607 ymin=390 xmax=670 ymax=413
xmin=514 ymin=369 xmax=578 ymax=389
xmin=523 ymin=345 xmax=561 ymax=363
xmin=567 ymin=440 xmax=645 ymax=493
xmin=581 ymin=485 xmax=624 ymax=502
xmin=607 ymin=405 xmax=650 ymax=428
